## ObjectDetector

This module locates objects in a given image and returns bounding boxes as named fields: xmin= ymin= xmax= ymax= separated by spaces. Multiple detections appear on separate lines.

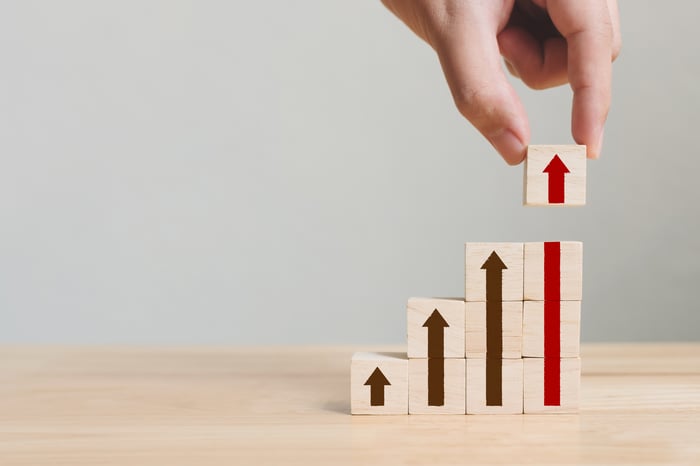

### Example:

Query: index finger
xmin=547 ymin=1 xmax=614 ymax=159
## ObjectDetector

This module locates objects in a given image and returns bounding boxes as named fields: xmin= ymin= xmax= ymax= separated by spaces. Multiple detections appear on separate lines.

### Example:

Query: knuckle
xmin=452 ymin=85 xmax=502 ymax=131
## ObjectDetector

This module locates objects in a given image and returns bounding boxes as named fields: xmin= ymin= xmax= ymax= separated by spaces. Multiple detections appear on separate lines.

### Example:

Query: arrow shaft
xmin=547 ymin=172 xmax=566 ymax=203
xmin=369 ymin=383 xmax=385 ymax=406
xmin=485 ymin=268 xmax=503 ymax=406
xmin=486 ymin=358 xmax=502 ymax=406
xmin=427 ymin=358 xmax=445 ymax=406
xmin=544 ymin=241 xmax=561 ymax=405
xmin=427 ymin=326 xmax=445 ymax=358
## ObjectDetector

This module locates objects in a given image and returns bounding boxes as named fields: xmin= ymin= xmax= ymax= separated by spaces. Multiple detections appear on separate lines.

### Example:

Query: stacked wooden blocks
xmin=351 ymin=242 xmax=582 ymax=415
xmin=352 ymin=145 xmax=586 ymax=415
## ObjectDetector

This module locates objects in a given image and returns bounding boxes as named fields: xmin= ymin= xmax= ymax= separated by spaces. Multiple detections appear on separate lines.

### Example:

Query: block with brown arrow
xmin=351 ymin=352 xmax=408 ymax=415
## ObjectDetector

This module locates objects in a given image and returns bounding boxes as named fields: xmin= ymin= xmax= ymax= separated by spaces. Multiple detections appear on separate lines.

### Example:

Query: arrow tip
xmin=543 ymin=154 xmax=570 ymax=174
xmin=364 ymin=367 xmax=390 ymax=386
xmin=481 ymin=251 xmax=507 ymax=270
xmin=422 ymin=309 xmax=449 ymax=328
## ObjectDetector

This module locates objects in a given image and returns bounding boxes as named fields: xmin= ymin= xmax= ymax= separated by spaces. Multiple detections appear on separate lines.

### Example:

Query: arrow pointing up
xmin=481 ymin=251 xmax=507 ymax=406
xmin=543 ymin=154 xmax=570 ymax=204
xmin=481 ymin=251 xmax=507 ymax=302
xmin=364 ymin=367 xmax=390 ymax=406
xmin=423 ymin=309 xmax=449 ymax=358
xmin=423 ymin=309 xmax=449 ymax=406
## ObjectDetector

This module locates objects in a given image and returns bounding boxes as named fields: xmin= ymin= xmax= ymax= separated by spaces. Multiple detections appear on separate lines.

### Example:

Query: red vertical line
xmin=544 ymin=242 xmax=561 ymax=406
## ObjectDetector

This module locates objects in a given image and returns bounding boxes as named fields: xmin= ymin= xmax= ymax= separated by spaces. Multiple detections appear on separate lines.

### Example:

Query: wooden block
xmin=524 ymin=358 xmax=580 ymax=413
xmin=351 ymin=352 xmax=408 ymax=415
xmin=408 ymin=358 xmax=465 ymax=414
xmin=465 ymin=301 xmax=522 ymax=358
xmin=524 ymin=241 xmax=583 ymax=301
xmin=522 ymin=301 xmax=581 ymax=358
xmin=466 ymin=358 xmax=523 ymax=414
xmin=524 ymin=145 xmax=586 ymax=206
xmin=465 ymin=242 xmax=523 ymax=302
xmin=407 ymin=298 xmax=465 ymax=359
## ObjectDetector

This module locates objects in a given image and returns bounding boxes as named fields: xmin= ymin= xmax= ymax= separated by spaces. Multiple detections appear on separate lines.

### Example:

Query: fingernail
xmin=504 ymin=59 xmax=520 ymax=78
xmin=593 ymin=128 xmax=605 ymax=158
xmin=488 ymin=129 xmax=526 ymax=165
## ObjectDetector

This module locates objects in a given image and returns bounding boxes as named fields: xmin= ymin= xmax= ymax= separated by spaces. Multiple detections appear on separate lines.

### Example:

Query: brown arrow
xmin=364 ymin=367 xmax=390 ymax=406
xmin=423 ymin=309 xmax=449 ymax=406
xmin=481 ymin=251 xmax=507 ymax=406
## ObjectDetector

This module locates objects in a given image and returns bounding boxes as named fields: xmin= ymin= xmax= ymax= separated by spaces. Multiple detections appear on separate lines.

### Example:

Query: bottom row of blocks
xmin=351 ymin=352 xmax=580 ymax=415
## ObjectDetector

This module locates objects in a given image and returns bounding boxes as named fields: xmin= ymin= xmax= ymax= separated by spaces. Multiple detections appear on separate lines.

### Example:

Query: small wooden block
xmin=465 ymin=242 xmax=524 ymax=302
xmin=522 ymin=301 xmax=581 ymax=358
xmin=466 ymin=358 xmax=523 ymax=414
xmin=351 ymin=352 xmax=408 ymax=415
xmin=408 ymin=359 xmax=466 ymax=414
xmin=523 ymin=358 xmax=581 ymax=413
xmin=524 ymin=241 xmax=583 ymax=301
xmin=407 ymin=298 xmax=465 ymax=359
xmin=524 ymin=145 xmax=586 ymax=206
xmin=465 ymin=301 xmax=523 ymax=358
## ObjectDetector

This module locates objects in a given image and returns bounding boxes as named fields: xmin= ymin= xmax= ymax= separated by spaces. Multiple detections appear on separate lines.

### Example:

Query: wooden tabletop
xmin=1 ymin=344 xmax=699 ymax=465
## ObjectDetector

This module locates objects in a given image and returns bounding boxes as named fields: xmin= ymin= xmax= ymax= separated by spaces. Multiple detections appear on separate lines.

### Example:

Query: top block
xmin=524 ymin=145 xmax=586 ymax=206
xmin=465 ymin=242 xmax=523 ymax=302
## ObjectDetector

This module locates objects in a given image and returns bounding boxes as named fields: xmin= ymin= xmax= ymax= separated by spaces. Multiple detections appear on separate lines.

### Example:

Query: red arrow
xmin=543 ymin=154 xmax=570 ymax=204
xmin=364 ymin=367 xmax=391 ymax=406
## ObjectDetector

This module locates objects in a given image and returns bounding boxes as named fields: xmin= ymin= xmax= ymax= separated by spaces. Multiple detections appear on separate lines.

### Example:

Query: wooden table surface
xmin=1 ymin=344 xmax=699 ymax=465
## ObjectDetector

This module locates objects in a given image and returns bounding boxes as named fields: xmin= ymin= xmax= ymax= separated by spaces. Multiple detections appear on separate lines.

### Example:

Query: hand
xmin=381 ymin=0 xmax=621 ymax=164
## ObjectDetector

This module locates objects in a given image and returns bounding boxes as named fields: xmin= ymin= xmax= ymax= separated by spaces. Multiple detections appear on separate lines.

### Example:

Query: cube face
xmin=523 ymin=358 xmax=580 ymax=413
xmin=466 ymin=358 xmax=523 ymax=414
xmin=408 ymin=359 xmax=466 ymax=414
xmin=351 ymin=352 xmax=408 ymax=415
xmin=465 ymin=243 xmax=524 ymax=302
xmin=465 ymin=301 xmax=523 ymax=359
xmin=407 ymin=298 xmax=465 ymax=359
xmin=524 ymin=145 xmax=586 ymax=206
xmin=524 ymin=242 xmax=583 ymax=301
xmin=523 ymin=301 xmax=581 ymax=358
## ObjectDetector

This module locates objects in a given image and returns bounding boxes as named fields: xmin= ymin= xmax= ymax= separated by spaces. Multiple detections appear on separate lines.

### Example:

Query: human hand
xmin=381 ymin=0 xmax=621 ymax=164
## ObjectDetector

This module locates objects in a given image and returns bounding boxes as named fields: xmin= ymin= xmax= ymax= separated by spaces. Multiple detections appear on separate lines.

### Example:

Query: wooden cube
xmin=407 ymin=298 xmax=465 ymax=359
xmin=522 ymin=301 xmax=581 ymax=358
xmin=524 ymin=358 xmax=580 ymax=413
xmin=351 ymin=352 xmax=408 ymax=415
xmin=465 ymin=242 xmax=523 ymax=302
xmin=466 ymin=358 xmax=523 ymax=414
xmin=409 ymin=358 xmax=466 ymax=414
xmin=524 ymin=145 xmax=586 ymax=206
xmin=465 ymin=301 xmax=522 ymax=358
xmin=524 ymin=241 xmax=583 ymax=301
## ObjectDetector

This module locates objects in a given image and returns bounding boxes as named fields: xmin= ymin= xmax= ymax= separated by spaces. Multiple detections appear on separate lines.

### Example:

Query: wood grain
xmin=1 ymin=344 xmax=699 ymax=465
xmin=466 ymin=301 xmax=523 ymax=358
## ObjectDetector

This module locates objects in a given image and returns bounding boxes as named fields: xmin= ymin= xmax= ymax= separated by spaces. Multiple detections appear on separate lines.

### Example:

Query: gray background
xmin=1 ymin=1 xmax=698 ymax=344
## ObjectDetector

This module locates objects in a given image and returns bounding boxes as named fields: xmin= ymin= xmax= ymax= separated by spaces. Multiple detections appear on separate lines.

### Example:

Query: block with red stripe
xmin=524 ymin=241 xmax=582 ymax=301
xmin=524 ymin=358 xmax=580 ymax=413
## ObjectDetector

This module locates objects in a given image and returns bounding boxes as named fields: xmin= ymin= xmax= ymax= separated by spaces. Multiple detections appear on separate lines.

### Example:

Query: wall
xmin=2 ymin=1 xmax=698 ymax=343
